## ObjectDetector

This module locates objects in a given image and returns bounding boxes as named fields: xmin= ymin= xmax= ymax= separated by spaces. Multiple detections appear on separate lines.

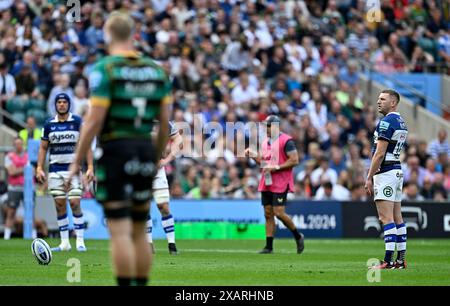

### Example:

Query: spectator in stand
xmin=85 ymin=10 xmax=105 ymax=49
xmin=402 ymin=181 xmax=425 ymax=201
xmin=430 ymin=173 xmax=448 ymax=201
xmin=443 ymin=165 xmax=450 ymax=193
xmin=231 ymin=70 xmax=259 ymax=108
xmin=427 ymin=129 xmax=450 ymax=159
xmin=18 ymin=116 xmax=41 ymax=149
xmin=0 ymin=61 xmax=16 ymax=109
xmin=180 ymin=166 xmax=198 ymax=194
xmin=432 ymin=189 xmax=447 ymax=202
xmin=350 ymin=183 xmax=367 ymax=201
xmin=329 ymin=146 xmax=347 ymax=175
xmin=408 ymin=0 xmax=428 ymax=27
xmin=264 ymin=46 xmax=287 ymax=79
xmin=436 ymin=152 xmax=448 ymax=173
xmin=14 ymin=64 xmax=41 ymax=101
xmin=338 ymin=59 xmax=360 ymax=90
xmin=186 ymin=178 xmax=213 ymax=199
xmin=314 ymin=178 xmax=350 ymax=201
xmin=233 ymin=177 xmax=259 ymax=199
xmin=420 ymin=176 xmax=434 ymax=199
xmin=416 ymin=139 xmax=431 ymax=167
xmin=46 ymin=73 xmax=74 ymax=115
xmin=404 ymin=155 xmax=427 ymax=186
xmin=373 ymin=45 xmax=397 ymax=73
xmin=169 ymin=180 xmax=184 ymax=199
xmin=72 ymin=84 xmax=89 ymax=116
xmin=424 ymin=158 xmax=437 ymax=181
xmin=288 ymin=180 xmax=309 ymax=200
xmin=346 ymin=23 xmax=369 ymax=57
xmin=438 ymin=25 xmax=450 ymax=63
xmin=310 ymin=155 xmax=338 ymax=189
xmin=221 ymin=35 xmax=251 ymax=78
xmin=10 ymin=51 xmax=38 ymax=77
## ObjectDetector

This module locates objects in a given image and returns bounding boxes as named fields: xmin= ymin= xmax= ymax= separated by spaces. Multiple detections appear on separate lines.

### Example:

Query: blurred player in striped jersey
xmin=147 ymin=120 xmax=182 ymax=255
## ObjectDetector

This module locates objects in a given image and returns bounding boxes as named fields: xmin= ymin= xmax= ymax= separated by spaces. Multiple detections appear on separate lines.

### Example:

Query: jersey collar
xmin=52 ymin=112 xmax=73 ymax=123
xmin=386 ymin=111 xmax=400 ymax=116
xmin=114 ymin=50 xmax=139 ymax=58
xmin=268 ymin=132 xmax=282 ymax=144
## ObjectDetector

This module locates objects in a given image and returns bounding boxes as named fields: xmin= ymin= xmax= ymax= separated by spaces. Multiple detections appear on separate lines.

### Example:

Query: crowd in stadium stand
xmin=1 ymin=0 xmax=450 ymax=202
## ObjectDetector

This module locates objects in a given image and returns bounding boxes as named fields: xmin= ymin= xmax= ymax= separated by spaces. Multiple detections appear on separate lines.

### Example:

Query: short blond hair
xmin=104 ymin=11 xmax=135 ymax=43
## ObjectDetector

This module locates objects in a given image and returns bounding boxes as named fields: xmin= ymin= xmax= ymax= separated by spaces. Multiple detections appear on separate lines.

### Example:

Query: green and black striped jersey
xmin=89 ymin=51 xmax=172 ymax=142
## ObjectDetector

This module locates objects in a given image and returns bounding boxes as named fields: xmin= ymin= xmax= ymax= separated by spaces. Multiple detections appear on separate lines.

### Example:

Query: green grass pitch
xmin=1 ymin=239 xmax=449 ymax=286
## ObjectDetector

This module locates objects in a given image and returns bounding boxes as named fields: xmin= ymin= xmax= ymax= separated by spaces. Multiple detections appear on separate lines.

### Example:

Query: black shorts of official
xmin=7 ymin=190 xmax=23 ymax=209
xmin=261 ymin=189 xmax=288 ymax=206
xmin=95 ymin=139 xmax=157 ymax=221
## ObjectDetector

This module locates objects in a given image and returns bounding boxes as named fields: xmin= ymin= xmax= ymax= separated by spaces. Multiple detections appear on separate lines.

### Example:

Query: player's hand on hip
xmin=364 ymin=178 xmax=373 ymax=197
xmin=36 ymin=168 xmax=46 ymax=184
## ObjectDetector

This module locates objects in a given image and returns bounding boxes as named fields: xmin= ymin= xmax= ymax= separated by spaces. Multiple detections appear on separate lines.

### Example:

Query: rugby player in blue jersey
xmin=36 ymin=93 xmax=94 ymax=252
xmin=365 ymin=89 xmax=408 ymax=269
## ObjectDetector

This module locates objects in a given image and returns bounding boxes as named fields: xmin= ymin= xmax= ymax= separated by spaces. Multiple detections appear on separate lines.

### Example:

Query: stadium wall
xmin=442 ymin=75 xmax=450 ymax=118
xmin=341 ymin=202 xmax=450 ymax=238
xmin=0 ymin=125 xmax=16 ymax=146
xmin=442 ymin=75 xmax=450 ymax=105
xmin=368 ymin=73 xmax=441 ymax=115
xmin=24 ymin=199 xmax=450 ymax=239
xmin=360 ymin=76 xmax=450 ymax=140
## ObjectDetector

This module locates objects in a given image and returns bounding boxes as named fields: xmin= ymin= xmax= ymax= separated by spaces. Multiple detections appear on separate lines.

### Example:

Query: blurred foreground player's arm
xmin=78 ymin=122 xmax=95 ymax=183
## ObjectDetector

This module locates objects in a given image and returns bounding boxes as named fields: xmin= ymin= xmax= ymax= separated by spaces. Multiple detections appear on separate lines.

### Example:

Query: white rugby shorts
xmin=152 ymin=167 xmax=170 ymax=204
xmin=48 ymin=171 xmax=82 ymax=199
xmin=373 ymin=169 xmax=404 ymax=202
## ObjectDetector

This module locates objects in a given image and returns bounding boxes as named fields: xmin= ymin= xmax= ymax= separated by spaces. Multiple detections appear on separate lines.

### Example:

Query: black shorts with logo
xmin=261 ymin=189 xmax=288 ymax=206
xmin=7 ymin=190 xmax=23 ymax=209
xmin=95 ymin=139 xmax=157 ymax=206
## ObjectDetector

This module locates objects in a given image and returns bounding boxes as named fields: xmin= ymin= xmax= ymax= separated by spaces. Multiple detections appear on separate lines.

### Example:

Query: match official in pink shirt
xmin=245 ymin=115 xmax=305 ymax=254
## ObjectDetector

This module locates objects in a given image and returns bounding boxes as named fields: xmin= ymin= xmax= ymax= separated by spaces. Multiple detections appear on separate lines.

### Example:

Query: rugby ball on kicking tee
xmin=31 ymin=238 xmax=52 ymax=265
